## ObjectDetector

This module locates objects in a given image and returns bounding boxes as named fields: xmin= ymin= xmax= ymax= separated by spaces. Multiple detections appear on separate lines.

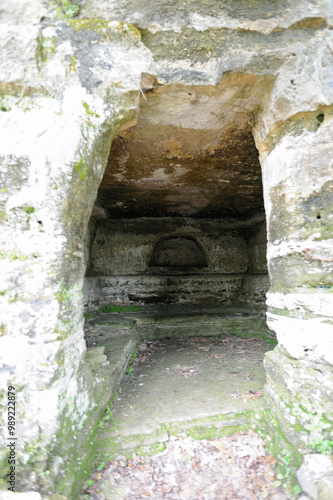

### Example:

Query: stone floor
xmin=81 ymin=307 xmax=282 ymax=498
xmin=83 ymin=306 xmax=276 ymax=458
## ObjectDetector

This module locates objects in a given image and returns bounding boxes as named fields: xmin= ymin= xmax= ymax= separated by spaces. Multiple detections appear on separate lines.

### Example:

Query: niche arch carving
xmin=148 ymin=235 xmax=208 ymax=268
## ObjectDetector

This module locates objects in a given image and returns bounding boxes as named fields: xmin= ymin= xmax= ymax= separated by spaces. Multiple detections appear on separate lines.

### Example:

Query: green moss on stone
xmin=0 ymin=250 xmax=29 ymax=261
xmin=0 ymin=323 xmax=8 ymax=335
xmin=98 ymin=305 xmax=145 ymax=314
xmin=0 ymin=96 xmax=11 ymax=112
xmin=56 ymin=286 xmax=73 ymax=305
xmin=257 ymin=408 xmax=303 ymax=496
xmin=82 ymin=102 xmax=99 ymax=118
xmin=36 ymin=32 xmax=57 ymax=69
xmin=56 ymin=0 xmax=80 ymax=21
xmin=269 ymin=253 xmax=333 ymax=293
xmin=23 ymin=206 xmax=35 ymax=214
xmin=69 ymin=55 xmax=77 ymax=71
xmin=73 ymin=158 xmax=88 ymax=180
xmin=71 ymin=19 xmax=141 ymax=41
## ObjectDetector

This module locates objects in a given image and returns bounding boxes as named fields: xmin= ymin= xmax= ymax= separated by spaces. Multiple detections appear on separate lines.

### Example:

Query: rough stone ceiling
xmin=97 ymin=72 xmax=275 ymax=219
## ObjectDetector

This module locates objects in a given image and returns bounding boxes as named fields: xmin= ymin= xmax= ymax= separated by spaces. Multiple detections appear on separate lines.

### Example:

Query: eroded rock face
xmin=85 ymin=217 xmax=268 ymax=306
xmin=0 ymin=3 xmax=152 ymax=496
xmin=0 ymin=0 xmax=333 ymax=497
xmin=97 ymin=73 xmax=273 ymax=218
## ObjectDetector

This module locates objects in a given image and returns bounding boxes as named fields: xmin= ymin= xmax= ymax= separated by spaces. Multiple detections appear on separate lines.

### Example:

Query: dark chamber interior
xmin=84 ymin=78 xmax=269 ymax=310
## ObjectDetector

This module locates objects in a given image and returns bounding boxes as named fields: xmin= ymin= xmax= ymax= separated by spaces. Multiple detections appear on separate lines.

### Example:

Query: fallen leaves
xmin=242 ymin=390 xmax=264 ymax=403
xmin=211 ymin=440 xmax=225 ymax=451
xmin=84 ymin=431 xmax=287 ymax=500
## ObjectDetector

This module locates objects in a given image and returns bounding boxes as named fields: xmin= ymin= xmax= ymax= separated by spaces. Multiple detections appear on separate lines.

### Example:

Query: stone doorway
xmin=82 ymin=77 xmax=276 ymax=472
xmin=1 ymin=3 xmax=332 ymax=497
xmin=84 ymin=74 xmax=271 ymax=312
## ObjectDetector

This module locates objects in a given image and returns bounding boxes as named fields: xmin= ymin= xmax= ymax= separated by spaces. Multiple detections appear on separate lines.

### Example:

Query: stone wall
xmin=84 ymin=218 xmax=268 ymax=307
xmin=0 ymin=1 xmax=153 ymax=496
xmin=252 ymin=19 xmax=333 ymax=474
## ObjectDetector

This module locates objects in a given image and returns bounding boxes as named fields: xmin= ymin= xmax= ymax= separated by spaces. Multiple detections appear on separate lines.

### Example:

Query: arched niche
xmin=148 ymin=235 xmax=208 ymax=268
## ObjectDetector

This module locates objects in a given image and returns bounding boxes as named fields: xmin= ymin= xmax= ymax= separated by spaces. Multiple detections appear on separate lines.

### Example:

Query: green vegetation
xmin=56 ymin=0 xmax=80 ymax=20
xmin=126 ymin=348 xmax=139 ymax=375
xmin=0 ymin=250 xmax=29 ymax=261
xmin=98 ymin=400 xmax=119 ymax=430
xmin=23 ymin=206 xmax=35 ymax=214
xmin=71 ymin=19 xmax=141 ymax=40
xmin=311 ymin=438 xmax=333 ymax=454
xmin=83 ymin=102 xmax=100 ymax=118
xmin=98 ymin=304 xmax=145 ymax=313
xmin=224 ymin=323 xmax=277 ymax=346
xmin=56 ymin=286 xmax=73 ymax=305
xmin=0 ymin=96 xmax=11 ymax=112
xmin=69 ymin=55 xmax=77 ymax=71
xmin=303 ymin=416 xmax=333 ymax=454
xmin=73 ymin=158 xmax=87 ymax=181
xmin=83 ymin=311 xmax=97 ymax=320
xmin=81 ymin=102 xmax=100 ymax=131
xmin=36 ymin=33 xmax=57 ymax=68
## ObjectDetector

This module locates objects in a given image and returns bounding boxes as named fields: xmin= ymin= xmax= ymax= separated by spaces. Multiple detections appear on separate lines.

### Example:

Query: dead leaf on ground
xmin=264 ymin=455 xmax=277 ymax=466
xmin=264 ymin=465 xmax=276 ymax=481
xmin=211 ymin=440 xmax=225 ymax=451
xmin=178 ymin=368 xmax=198 ymax=378
xmin=138 ymin=354 xmax=148 ymax=362
xmin=242 ymin=390 xmax=264 ymax=402
xmin=220 ymin=338 xmax=231 ymax=344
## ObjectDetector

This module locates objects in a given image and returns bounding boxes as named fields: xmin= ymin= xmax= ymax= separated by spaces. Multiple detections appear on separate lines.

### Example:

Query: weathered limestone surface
xmin=80 ymin=0 xmax=333 ymax=87
xmin=85 ymin=217 xmax=268 ymax=306
xmin=89 ymin=218 xmax=264 ymax=274
xmin=1 ymin=0 xmax=333 ymax=497
xmin=297 ymin=454 xmax=333 ymax=499
xmin=0 ymin=1 xmax=153 ymax=496
xmin=84 ymin=274 xmax=269 ymax=309
xmin=254 ymin=22 xmax=333 ymax=481
xmin=97 ymin=74 xmax=272 ymax=218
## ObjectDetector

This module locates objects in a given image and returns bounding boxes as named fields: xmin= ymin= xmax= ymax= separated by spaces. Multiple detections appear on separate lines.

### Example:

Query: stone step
xmin=85 ymin=310 xmax=270 ymax=346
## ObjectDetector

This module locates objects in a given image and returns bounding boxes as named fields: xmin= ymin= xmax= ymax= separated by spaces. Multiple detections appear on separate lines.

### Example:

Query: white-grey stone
xmin=315 ymin=475 xmax=333 ymax=500
xmin=297 ymin=455 xmax=333 ymax=499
